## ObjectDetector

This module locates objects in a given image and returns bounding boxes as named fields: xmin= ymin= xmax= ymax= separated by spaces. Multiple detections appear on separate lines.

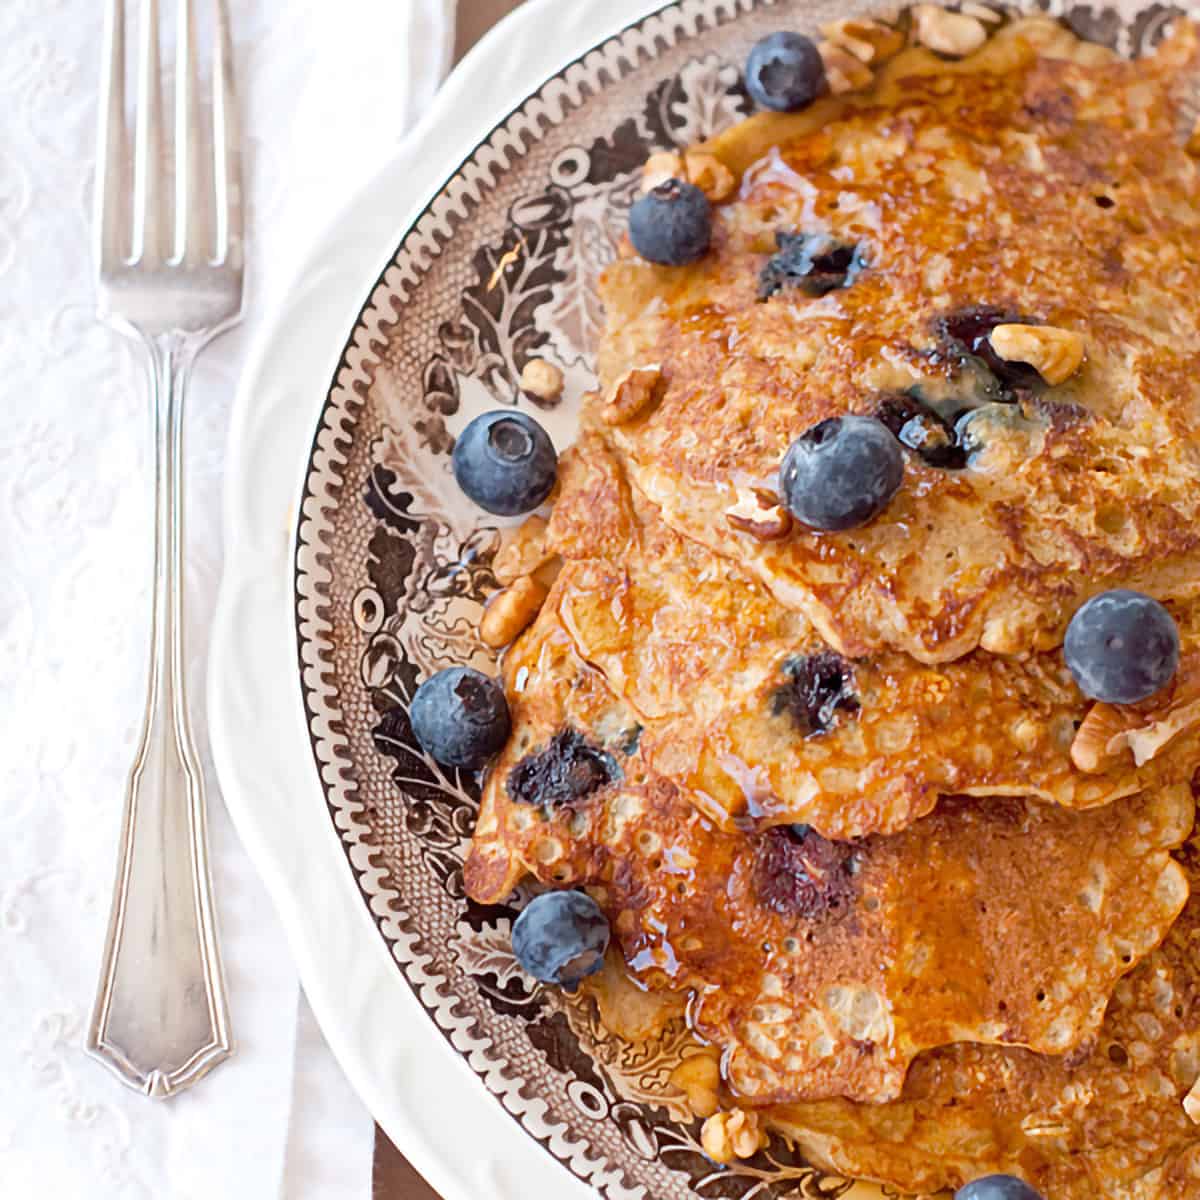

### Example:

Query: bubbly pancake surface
xmin=463 ymin=593 xmax=1192 ymax=1103
xmin=541 ymin=439 xmax=1200 ymax=838
xmin=766 ymin=835 xmax=1200 ymax=1199
xmin=592 ymin=19 xmax=1200 ymax=663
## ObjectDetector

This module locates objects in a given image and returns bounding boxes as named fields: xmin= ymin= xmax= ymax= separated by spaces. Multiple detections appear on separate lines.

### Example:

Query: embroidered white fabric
xmin=0 ymin=1 xmax=454 ymax=1194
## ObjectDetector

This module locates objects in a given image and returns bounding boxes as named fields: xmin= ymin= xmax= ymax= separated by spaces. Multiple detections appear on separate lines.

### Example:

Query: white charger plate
xmin=209 ymin=2 xmax=1185 ymax=1197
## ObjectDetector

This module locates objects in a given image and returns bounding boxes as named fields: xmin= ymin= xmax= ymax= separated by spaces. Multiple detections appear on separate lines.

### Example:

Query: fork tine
xmin=96 ymin=0 xmax=130 ymax=271
xmin=133 ymin=0 xmax=167 ymax=263
xmin=212 ymin=0 xmax=242 ymax=269
xmin=174 ymin=0 xmax=211 ymax=263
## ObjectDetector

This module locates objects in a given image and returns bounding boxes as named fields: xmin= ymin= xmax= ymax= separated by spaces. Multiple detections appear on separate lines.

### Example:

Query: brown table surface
xmin=372 ymin=1 xmax=525 ymax=1195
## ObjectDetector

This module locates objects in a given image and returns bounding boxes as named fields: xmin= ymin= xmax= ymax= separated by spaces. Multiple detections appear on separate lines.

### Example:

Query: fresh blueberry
xmin=511 ymin=890 xmax=610 ymax=987
xmin=409 ymin=666 xmax=511 ymax=769
xmin=452 ymin=410 xmax=557 ymax=516
xmin=629 ymin=179 xmax=712 ymax=266
xmin=745 ymin=32 xmax=827 ymax=112
xmin=780 ymin=415 xmax=904 ymax=531
xmin=1064 ymin=590 xmax=1180 ymax=704
xmin=955 ymin=1176 xmax=1046 ymax=1200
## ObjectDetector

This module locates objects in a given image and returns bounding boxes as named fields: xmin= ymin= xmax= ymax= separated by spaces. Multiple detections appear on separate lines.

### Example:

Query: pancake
xmin=463 ymin=605 xmax=1193 ymax=1104
xmin=766 ymin=833 xmax=1200 ymax=1199
xmin=591 ymin=18 xmax=1200 ymax=664
xmin=541 ymin=438 xmax=1200 ymax=839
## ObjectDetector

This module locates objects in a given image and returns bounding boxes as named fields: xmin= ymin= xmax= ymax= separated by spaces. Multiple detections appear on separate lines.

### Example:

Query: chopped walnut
xmin=725 ymin=487 xmax=793 ymax=541
xmin=685 ymin=152 xmax=737 ymax=203
xmin=960 ymin=1 xmax=1004 ymax=24
xmin=701 ymin=1108 xmax=765 ymax=1164
xmin=819 ymin=17 xmax=905 ymax=64
xmin=641 ymin=150 xmax=685 ymax=193
xmin=989 ymin=323 xmax=1085 ymax=386
xmin=1071 ymin=703 xmax=1134 ymax=773
xmin=600 ymin=365 xmax=665 ymax=426
xmin=480 ymin=575 xmax=548 ymax=649
xmin=818 ymin=40 xmax=875 ymax=94
xmin=1072 ymin=656 xmax=1200 ymax=772
xmin=641 ymin=150 xmax=735 ymax=202
xmin=912 ymin=5 xmax=989 ymax=57
xmin=1186 ymin=1076 xmax=1200 ymax=1124
xmin=670 ymin=1053 xmax=721 ymax=1120
xmin=493 ymin=515 xmax=553 ymax=585
xmin=519 ymin=357 xmax=564 ymax=403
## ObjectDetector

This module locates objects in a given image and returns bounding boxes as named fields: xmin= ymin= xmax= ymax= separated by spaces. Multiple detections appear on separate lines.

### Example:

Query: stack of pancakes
xmin=464 ymin=16 xmax=1200 ymax=1197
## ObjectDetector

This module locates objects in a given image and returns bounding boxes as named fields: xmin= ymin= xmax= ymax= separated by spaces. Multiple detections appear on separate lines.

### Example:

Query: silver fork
xmin=87 ymin=0 xmax=243 ymax=1099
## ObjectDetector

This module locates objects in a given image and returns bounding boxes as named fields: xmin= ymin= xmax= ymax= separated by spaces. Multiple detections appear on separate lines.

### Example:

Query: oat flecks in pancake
xmin=463 ymin=606 xmax=1193 ymax=1104
xmin=542 ymin=438 xmax=1200 ymax=839
xmin=768 ymin=837 xmax=1200 ymax=1200
xmin=592 ymin=20 xmax=1200 ymax=663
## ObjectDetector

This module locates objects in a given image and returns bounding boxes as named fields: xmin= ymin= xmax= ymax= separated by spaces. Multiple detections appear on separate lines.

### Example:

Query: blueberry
xmin=1064 ymin=590 xmax=1180 ymax=704
xmin=507 ymin=729 xmax=620 ymax=808
xmin=955 ymin=1176 xmax=1046 ymax=1200
xmin=410 ymin=666 xmax=511 ymax=769
xmin=755 ymin=825 xmax=856 ymax=918
xmin=953 ymin=402 xmax=1044 ymax=465
xmin=873 ymin=393 xmax=965 ymax=469
xmin=937 ymin=307 xmax=1043 ymax=391
xmin=745 ymin=32 xmax=827 ymax=112
xmin=629 ymin=179 xmax=711 ymax=266
xmin=511 ymin=890 xmax=610 ymax=987
xmin=772 ymin=652 xmax=859 ymax=735
xmin=758 ymin=232 xmax=865 ymax=300
xmin=452 ymin=410 xmax=557 ymax=516
xmin=780 ymin=415 xmax=904 ymax=531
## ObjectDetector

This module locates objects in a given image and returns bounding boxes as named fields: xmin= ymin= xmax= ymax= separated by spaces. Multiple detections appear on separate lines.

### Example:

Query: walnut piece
xmin=1071 ymin=655 xmax=1200 ymax=772
xmin=493 ymin=515 xmax=553 ymax=585
xmin=701 ymin=1108 xmax=765 ymax=1164
xmin=641 ymin=151 xmax=685 ymax=193
xmin=818 ymin=40 xmax=875 ymax=94
xmin=960 ymin=1 xmax=1003 ymax=23
xmin=519 ymin=357 xmax=564 ymax=403
xmin=641 ymin=150 xmax=735 ymax=202
xmin=670 ymin=1053 xmax=721 ymax=1120
xmin=989 ymin=323 xmax=1085 ymax=386
xmin=1186 ymin=1076 xmax=1200 ymax=1124
xmin=912 ymin=5 xmax=989 ymax=57
xmin=600 ymin=365 xmax=665 ymax=426
xmin=684 ymin=152 xmax=737 ymax=202
xmin=480 ymin=575 xmax=548 ymax=649
xmin=725 ymin=487 xmax=793 ymax=541
xmin=819 ymin=17 xmax=905 ymax=64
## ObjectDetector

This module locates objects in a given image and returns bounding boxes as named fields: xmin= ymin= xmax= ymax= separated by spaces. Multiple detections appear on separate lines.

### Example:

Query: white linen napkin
xmin=0 ymin=1 xmax=454 ymax=1195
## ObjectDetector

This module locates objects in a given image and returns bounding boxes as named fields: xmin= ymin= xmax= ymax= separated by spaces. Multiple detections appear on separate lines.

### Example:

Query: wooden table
xmin=372 ymin=2 xmax=525 ymax=1196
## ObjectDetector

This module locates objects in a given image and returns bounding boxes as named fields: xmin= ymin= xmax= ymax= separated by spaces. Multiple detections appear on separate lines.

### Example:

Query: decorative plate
xmin=222 ymin=1 xmax=1188 ymax=1198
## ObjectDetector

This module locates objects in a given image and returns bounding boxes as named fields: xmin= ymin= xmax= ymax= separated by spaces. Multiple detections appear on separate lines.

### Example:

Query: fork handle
xmin=87 ymin=332 xmax=233 ymax=1098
